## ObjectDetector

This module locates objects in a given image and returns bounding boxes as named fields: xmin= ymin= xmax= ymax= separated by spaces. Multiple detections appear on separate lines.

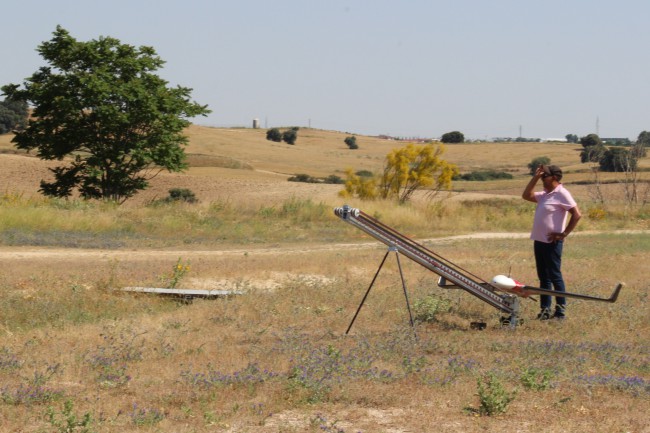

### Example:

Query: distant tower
xmin=596 ymin=116 xmax=600 ymax=135
xmin=252 ymin=118 xmax=260 ymax=129
xmin=519 ymin=125 xmax=522 ymax=138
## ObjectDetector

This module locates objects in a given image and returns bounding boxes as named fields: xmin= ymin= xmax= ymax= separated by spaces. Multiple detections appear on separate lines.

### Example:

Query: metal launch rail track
xmin=334 ymin=205 xmax=520 ymax=330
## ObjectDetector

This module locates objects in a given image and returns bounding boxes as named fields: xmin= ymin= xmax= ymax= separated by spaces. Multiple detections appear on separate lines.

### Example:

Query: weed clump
xmin=476 ymin=372 xmax=517 ymax=416
xmin=413 ymin=294 xmax=452 ymax=323
xmin=45 ymin=400 xmax=94 ymax=433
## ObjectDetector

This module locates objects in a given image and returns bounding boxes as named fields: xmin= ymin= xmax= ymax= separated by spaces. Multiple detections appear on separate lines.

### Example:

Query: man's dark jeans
xmin=534 ymin=240 xmax=566 ymax=311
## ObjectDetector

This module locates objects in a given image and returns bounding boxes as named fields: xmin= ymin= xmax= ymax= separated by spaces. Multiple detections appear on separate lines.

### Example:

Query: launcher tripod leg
xmin=498 ymin=295 xmax=521 ymax=328
xmin=395 ymin=249 xmax=416 ymax=331
xmin=345 ymin=246 xmax=416 ymax=335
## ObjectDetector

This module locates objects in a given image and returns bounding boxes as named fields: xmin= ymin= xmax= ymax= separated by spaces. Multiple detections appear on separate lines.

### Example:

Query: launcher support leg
xmin=499 ymin=295 xmax=521 ymax=328
xmin=345 ymin=249 xmax=391 ymax=334
xmin=346 ymin=246 xmax=416 ymax=335
xmin=395 ymin=250 xmax=416 ymax=332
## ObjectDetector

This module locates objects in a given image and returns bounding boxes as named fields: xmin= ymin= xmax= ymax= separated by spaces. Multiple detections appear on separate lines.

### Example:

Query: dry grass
xmin=0 ymin=127 xmax=649 ymax=432
xmin=3 ymin=126 xmax=648 ymax=208
xmin=0 ymin=235 xmax=648 ymax=432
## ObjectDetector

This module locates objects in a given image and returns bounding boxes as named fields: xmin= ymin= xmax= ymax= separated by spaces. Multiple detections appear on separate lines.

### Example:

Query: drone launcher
xmin=334 ymin=205 xmax=519 ymax=317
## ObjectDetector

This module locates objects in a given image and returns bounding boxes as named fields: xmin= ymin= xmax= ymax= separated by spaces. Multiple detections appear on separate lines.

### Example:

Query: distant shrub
xmin=588 ymin=207 xmax=606 ymax=220
xmin=288 ymin=174 xmax=344 ymax=184
xmin=355 ymin=170 xmax=373 ymax=177
xmin=282 ymin=129 xmax=298 ymax=145
xmin=266 ymin=127 xmax=298 ymax=144
xmin=344 ymin=136 xmax=358 ymax=149
xmin=338 ymin=168 xmax=378 ymax=200
xmin=288 ymin=174 xmax=319 ymax=183
xmin=527 ymin=156 xmax=551 ymax=175
xmin=165 ymin=188 xmax=198 ymax=203
xmin=456 ymin=170 xmax=513 ymax=181
xmin=266 ymin=128 xmax=282 ymax=142
xmin=323 ymin=175 xmax=344 ymax=184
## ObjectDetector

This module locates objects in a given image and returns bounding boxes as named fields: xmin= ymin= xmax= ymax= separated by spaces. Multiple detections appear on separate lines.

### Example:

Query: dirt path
xmin=0 ymin=230 xmax=646 ymax=262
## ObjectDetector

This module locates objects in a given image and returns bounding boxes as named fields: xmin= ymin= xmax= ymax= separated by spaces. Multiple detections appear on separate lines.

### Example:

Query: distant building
xmin=602 ymin=137 xmax=631 ymax=145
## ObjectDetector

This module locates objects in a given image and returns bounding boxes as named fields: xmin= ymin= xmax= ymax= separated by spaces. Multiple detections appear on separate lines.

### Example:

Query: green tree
xmin=440 ymin=131 xmax=464 ymax=143
xmin=0 ymin=98 xmax=28 ymax=134
xmin=266 ymin=128 xmax=282 ymax=142
xmin=635 ymin=131 xmax=649 ymax=157
xmin=580 ymin=144 xmax=607 ymax=164
xmin=527 ymin=156 xmax=550 ymax=176
xmin=282 ymin=128 xmax=298 ymax=145
xmin=580 ymin=133 xmax=602 ymax=148
xmin=621 ymin=131 xmax=649 ymax=203
xmin=579 ymin=134 xmax=606 ymax=163
xmin=1 ymin=26 xmax=209 ymax=202
xmin=600 ymin=147 xmax=636 ymax=172
xmin=565 ymin=134 xmax=579 ymax=143
xmin=344 ymin=136 xmax=358 ymax=149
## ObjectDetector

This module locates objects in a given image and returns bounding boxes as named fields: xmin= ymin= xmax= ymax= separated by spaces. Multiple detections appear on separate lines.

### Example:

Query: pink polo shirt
xmin=531 ymin=184 xmax=577 ymax=243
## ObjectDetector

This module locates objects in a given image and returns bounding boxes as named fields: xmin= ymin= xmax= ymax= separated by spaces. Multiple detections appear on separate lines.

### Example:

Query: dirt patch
xmin=184 ymin=272 xmax=337 ymax=293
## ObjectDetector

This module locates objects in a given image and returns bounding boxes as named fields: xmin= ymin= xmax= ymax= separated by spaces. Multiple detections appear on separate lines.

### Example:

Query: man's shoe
xmin=553 ymin=306 xmax=566 ymax=320
xmin=537 ymin=309 xmax=551 ymax=320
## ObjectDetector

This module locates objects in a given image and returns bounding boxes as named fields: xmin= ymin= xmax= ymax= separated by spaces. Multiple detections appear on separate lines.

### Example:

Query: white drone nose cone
xmin=492 ymin=274 xmax=517 ymax=290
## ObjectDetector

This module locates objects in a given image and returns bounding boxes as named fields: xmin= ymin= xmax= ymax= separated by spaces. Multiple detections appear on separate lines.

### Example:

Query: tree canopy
xmin=580 ymin=133 xmax=603 ymax=148
xmin=635 ymin=131 xmax=649 ymax=158
xmin=565 ymin=134 xmax=579 ymax=143
xmin=579 ymin=134 xmax=606 ymax=164
xmin=344 ymin=136 xmax=358 ymax=149
xmin=282 ymin=128 xmax=298 ymax=145
xmin=266 ymin=128 xmax=282 ymax=142
xmin=600 ymin=147 xmax=636 ymax=172
xmin=440 ymin=131 xmax=464 ymax=143
xmin=0 ymin=98 xmax=28 ymax=134
xmin=1 ymin=26 xmax=209 ymax=202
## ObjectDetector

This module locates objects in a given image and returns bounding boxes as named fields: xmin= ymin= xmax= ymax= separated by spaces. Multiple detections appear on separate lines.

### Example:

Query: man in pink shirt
xmin=522 ymin=164 xmax=582 ymax=320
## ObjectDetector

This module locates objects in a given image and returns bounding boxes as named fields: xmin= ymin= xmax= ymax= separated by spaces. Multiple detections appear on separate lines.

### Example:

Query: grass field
xmin=0 ymin=127 xmax=648 ymax=432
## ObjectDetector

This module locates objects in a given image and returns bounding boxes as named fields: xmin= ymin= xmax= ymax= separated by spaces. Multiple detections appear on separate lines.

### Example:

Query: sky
xmin=2 ymin=0 xmax=650 ymax=140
